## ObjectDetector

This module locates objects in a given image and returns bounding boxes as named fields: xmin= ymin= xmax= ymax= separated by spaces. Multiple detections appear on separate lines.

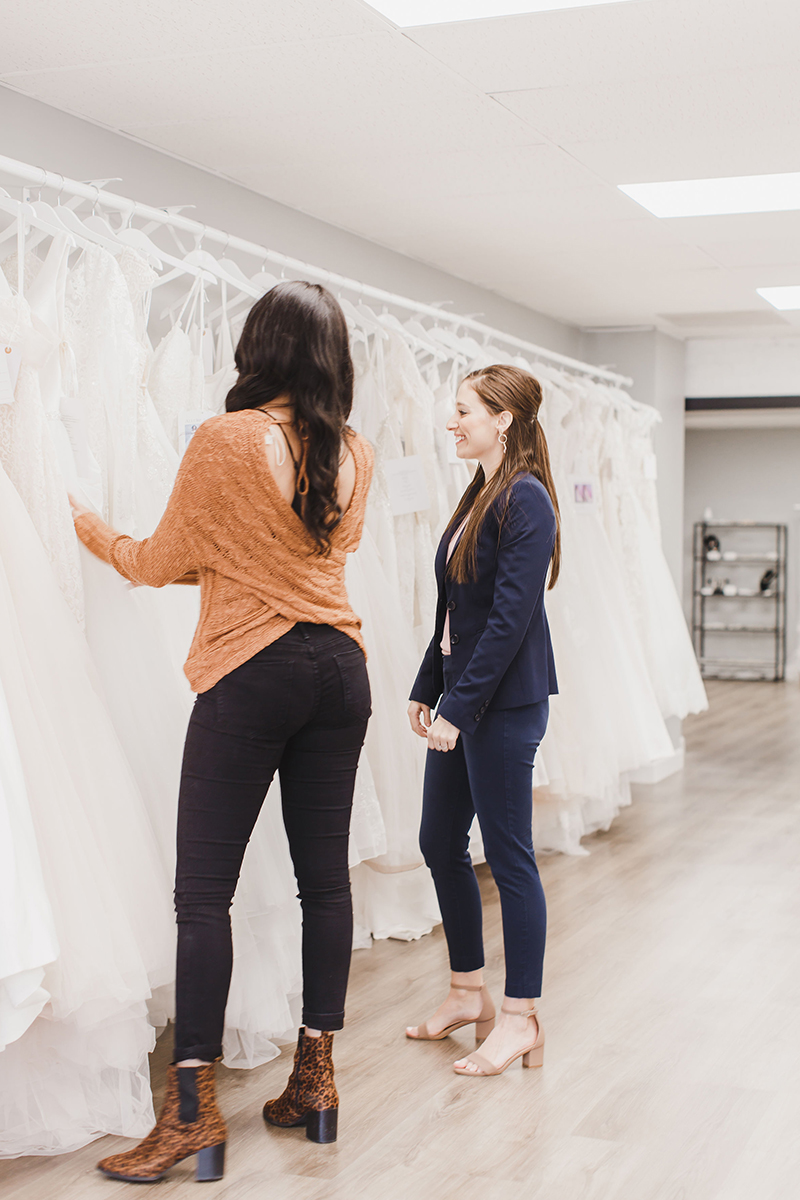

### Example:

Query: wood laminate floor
xmin=3 ymin=680 xmax=799 ymax=1200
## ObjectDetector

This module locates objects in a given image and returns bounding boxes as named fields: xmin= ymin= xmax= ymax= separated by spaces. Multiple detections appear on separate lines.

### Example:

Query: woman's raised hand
xmin=407 ymin=701 xmax=432 ymax=738
xmin=67 ymin=492 xmax=91 ymax=521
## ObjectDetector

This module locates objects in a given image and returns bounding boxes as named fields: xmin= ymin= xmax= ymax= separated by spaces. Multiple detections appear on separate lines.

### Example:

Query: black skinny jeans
xmin=173 ymin=623 xmax=371 ymax=1062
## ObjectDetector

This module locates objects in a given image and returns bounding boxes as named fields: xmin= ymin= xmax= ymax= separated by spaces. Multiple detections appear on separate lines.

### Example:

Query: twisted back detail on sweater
xmin=74 ymin=410 xmax=374 ymax=693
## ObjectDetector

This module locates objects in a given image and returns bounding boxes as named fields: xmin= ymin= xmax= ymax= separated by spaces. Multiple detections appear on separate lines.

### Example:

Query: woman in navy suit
xmin=406 ymin=364 xmax=560 ymax=1078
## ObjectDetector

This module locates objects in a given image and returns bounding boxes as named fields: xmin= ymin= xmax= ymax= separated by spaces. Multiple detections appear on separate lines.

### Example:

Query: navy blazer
xmin=410 ymin=473 xmax=558 ymax=732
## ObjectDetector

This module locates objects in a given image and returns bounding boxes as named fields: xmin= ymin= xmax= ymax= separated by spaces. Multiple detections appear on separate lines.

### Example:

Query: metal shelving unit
xmin=692 ymin=521 xmax=787 ymax=681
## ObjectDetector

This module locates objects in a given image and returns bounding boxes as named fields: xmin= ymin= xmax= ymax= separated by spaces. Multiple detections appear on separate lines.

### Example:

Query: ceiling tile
xmin=494 ymin=63 xmax=800 ymax=149
xmin=562 ymin=130 xmax=800 ymax=189
xmin=406 ymin=0 xmax=800 ymax=93
xmin=698 ymin=240 xmax=800 ymax=269
xmin=0 ymin=0 xmax=386 ymax=75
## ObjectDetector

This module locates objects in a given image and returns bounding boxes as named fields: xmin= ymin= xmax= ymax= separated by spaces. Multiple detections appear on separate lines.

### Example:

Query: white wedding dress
xmin=531 ymin=375 xmax=674 ymax=853
xmin=0 ymin=672 xmax=58 ymax=1053
xmin=0 ymin=461 xmax=175 ymax=1157
xmin=600 ymin=397 xmax=707 ymax=720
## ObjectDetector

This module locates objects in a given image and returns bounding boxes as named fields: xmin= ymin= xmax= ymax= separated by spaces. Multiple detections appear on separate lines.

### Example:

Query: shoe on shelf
xmin=263 ymin=1028 xmax=339 ymax=1144
xmin=406 ymin=982 xmax=496 ymax=1042
xmin=97 ymin=1062 xmax=227 ymax=1183
xmin=453 ymin=1005 xmax=544 ymax=1077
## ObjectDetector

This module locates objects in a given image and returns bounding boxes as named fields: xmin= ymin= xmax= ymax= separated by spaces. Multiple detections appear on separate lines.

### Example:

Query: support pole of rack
xmin=0 ymin=154 xmax=634 ymax=388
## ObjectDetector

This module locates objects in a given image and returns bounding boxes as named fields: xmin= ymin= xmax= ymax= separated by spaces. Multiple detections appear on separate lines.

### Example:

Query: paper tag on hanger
xmin=201 ymin=327 xmax=214 ymax=377
xmin=570 ymin=477 xmax=596 ymax=507
xmin=179 ymin=410 xmax=216 ymax=456
xmin=0 ymin=345 xmax=21 ymax=405
xmin=643 ymin=453 xmax=658 ymax=480
xmin=385 ymin=455 xmax=430 ymax=516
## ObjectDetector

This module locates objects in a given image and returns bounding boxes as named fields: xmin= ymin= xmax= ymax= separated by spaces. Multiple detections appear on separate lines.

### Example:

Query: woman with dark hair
xmin=71 ymin=281 xmax=373 ymax=1179
xmin=406 ymin=364 xmax=559 ymax=1078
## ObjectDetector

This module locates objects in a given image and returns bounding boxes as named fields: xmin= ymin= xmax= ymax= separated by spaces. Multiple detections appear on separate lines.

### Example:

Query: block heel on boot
xmin=305 ymin=1108 xmax=338 ymax=1144
xmin=263 ymin=1029 xmax=340 ymax=1144
xmin=195 ymin=1141 xmax=226 ymax=1181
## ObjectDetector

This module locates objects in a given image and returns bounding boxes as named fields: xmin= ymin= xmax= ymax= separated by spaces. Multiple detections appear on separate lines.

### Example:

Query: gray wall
xmin=580 ymin=329 xmax=686 ymax=588
xmin=686 ymin=336 xmax=800 ymax=398
xmin=684 ymin=428 xmax=800 ymax=669
xmin=0 ymin=86 xmax=580 ymax=355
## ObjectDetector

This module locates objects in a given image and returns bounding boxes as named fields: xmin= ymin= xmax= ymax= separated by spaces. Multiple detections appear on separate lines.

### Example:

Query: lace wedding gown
xmin=0 ymin=263 xmax=84 ymax=625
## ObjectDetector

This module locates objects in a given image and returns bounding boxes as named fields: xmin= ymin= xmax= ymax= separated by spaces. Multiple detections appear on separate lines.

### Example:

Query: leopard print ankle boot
xmin=263 ymin=1028 xmax=339 ymax=1143
xmin=98 ymin=1063 xmax=227 ymax=1182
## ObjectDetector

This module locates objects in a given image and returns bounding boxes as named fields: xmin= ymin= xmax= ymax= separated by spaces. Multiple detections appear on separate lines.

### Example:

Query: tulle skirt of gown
xmin=0 ymin=466 xmax=175 ymax=1157
xmin=0 ymin=679 xmax=59 ymax=1051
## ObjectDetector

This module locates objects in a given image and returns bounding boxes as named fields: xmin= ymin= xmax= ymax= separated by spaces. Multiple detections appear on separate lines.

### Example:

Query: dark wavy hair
xmin=448 ymin=364 xmax=561 ymax=589
xmin=226 ymin=281 xmax=355 ymax=554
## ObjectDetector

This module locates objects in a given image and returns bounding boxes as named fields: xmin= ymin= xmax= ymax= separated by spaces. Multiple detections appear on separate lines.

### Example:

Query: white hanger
xmin=402 ymin=318 xmax=451 ymax=365
xmin=0 ymin=194 xmax=79 ymax=250
xmin=207 ymin=260 xmax=278 ymax=323
xmin=354 ymin=302 xmax=389 ymax=339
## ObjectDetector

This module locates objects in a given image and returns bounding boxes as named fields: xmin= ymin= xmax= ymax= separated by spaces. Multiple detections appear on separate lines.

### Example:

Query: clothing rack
xmin=0 ymin=154 xmax=634 ymax=388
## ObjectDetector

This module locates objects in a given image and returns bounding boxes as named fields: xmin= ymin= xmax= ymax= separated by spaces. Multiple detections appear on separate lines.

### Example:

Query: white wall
xmin=0 ymin=86 xmax=581 ymax=356
xmin=686 ymin=337 xmax=800 ymax=398
xmin=684 ymin=428 xmax=800 ymax=669
xmin=580 ymin=329 xmax=686 ymax=588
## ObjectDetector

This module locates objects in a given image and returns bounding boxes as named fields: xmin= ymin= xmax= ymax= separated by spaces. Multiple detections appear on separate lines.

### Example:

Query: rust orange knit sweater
xmin=74 ymin=410 xmax=374 ymax=693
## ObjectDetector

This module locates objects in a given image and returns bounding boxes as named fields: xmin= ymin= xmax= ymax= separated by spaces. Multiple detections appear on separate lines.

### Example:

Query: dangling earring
xmin=498 ymin=428 xmax=508 ymax=454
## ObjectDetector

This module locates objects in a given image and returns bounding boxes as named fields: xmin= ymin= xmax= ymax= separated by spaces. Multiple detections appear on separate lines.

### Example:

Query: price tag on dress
xmin=179 ymin=410 xmax=216 ymax=456
xmin=385 ymin=454 xmax=430 ymax=517
xmin=643 ymin=453 xmax=658 ymax=480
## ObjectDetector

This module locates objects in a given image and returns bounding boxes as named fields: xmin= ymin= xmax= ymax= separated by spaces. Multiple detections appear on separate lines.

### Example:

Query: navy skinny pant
xmin=173 ymin=624 xmax=370 ymax=1062
xmin=419 ymin=684 xmax=549 ymax=998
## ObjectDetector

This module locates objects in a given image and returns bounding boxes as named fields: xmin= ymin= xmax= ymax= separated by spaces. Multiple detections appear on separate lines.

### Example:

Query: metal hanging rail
xmin=0 ymin=154 xmax=633 ymax=387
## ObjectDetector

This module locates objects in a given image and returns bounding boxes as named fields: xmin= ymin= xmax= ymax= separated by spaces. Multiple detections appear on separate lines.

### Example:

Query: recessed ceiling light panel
xmin=756 ymin=286 xmax=800 ymax=311
xmin=619 ymin=173 xmax=800 ymax=219
xmin=366 ymin=1 xmax=636 ymax=27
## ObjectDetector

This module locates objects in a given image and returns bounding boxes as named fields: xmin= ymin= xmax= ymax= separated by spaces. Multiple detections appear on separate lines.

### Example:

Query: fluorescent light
xmin=366 ymin=1 xmax=635 ymax=27
xmin=619 ymin=173 xmax=800 ymax=219
xmin=756 ymin=286 xmax=800 ymax=311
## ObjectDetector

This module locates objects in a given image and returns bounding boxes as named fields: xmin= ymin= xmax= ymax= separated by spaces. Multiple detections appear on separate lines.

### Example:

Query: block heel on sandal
xmin=454 ymin=1005 xmax=545 ymax=1077
xmin=407 ymin=982 xmax=497 ymax=1042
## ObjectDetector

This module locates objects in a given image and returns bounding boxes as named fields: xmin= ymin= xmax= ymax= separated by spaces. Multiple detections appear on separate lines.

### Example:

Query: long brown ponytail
xmin=447 ymin=364 xmax=561 ymax=589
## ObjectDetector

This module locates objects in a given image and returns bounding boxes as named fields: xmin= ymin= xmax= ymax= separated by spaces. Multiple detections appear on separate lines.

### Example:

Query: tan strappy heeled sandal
xmin=453 ymin=1004 xmax=544 ymax=1076
xmin=406 ymin=983 xmax=496 ymax=1042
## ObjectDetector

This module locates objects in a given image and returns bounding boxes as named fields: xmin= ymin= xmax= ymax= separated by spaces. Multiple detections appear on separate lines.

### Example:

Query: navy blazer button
xmin=446 ymin=600 xmax=456 ymax=611
xmin=474 ymin=714 xmax=481 ymax=721
xmin=450 ymin=634 xmax=459 ymax=645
